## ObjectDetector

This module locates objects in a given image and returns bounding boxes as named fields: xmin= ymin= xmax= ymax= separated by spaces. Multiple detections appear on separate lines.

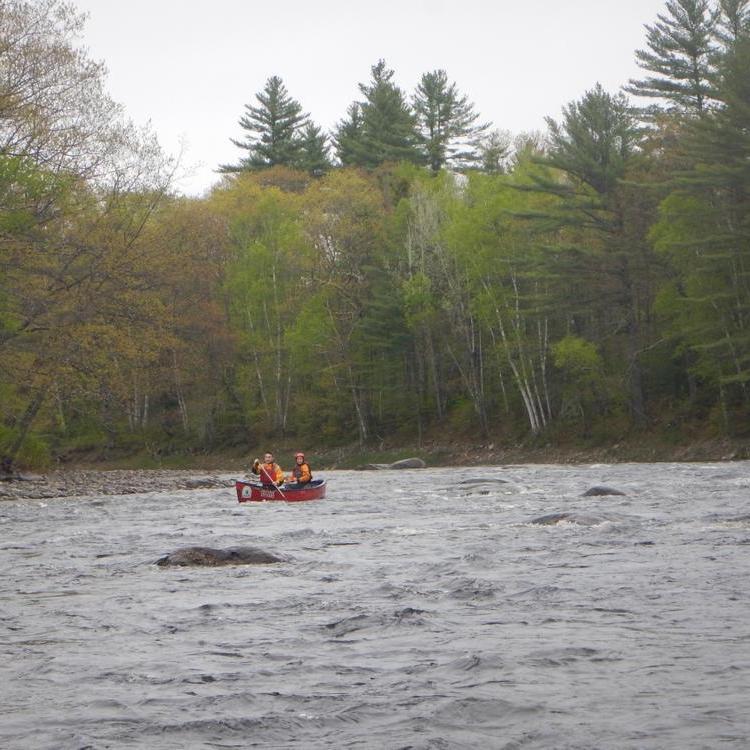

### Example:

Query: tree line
xmin=1 ymin=0 xmax=749 ymax=468
xmin=219 ymin=61 xmax=493 ymax=176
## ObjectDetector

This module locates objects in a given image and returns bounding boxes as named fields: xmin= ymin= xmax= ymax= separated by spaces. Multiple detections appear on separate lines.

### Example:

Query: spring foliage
xmin=3 ymin=0 xmax=750 ymax=467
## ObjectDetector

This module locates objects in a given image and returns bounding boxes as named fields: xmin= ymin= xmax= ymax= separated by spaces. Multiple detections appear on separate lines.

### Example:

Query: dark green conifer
xmin=296 ymin=122 xmax=331 ymax=175
xmin=528 ymin=84 xmax=650 ymax=425
xmin=626 ymin=0 xmax=718 ymax=116
xmin=714 ymin=0 xmax=750 ymax=48
xmin=412 ymin=69 xmax=490 ymax=173
xmin=220 ymin=76 xmax=308 ymax=172
xmin=334 ymin=60 xmax=423 ymax=168
xmin=545 ymin=84 xmax=639 ymax=197
xmin=333 ymin=103 xmax=366 ymax=166
xmin=477 ymin=129 xmax=512 ymax=174
xmin=653 ymin=35 xmax=750 ymax=401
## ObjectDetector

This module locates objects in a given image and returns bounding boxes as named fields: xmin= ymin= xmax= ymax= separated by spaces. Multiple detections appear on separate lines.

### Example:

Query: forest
xmin=2 ymin=0 xmax=750 ymax=469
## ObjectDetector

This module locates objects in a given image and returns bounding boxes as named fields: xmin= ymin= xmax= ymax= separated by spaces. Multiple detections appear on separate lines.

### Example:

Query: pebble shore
xmin=0 ymin=470 xmax=234 ymax=501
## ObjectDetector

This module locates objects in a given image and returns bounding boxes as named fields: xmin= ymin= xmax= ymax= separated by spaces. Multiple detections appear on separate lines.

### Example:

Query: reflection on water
xmin=1 ymin=463 xmax=749 ymax=749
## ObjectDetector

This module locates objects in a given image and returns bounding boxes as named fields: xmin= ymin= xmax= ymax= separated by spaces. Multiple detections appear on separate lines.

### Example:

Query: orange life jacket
xmin=291 ymin=462 xmax=312 ymax=483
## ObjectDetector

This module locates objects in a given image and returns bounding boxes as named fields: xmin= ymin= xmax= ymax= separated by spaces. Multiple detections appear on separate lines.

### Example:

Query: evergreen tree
xmin=334 ymin=60 xmax=423 ymax=168
xmin=544 ymin=84 xmax=639 ymax=199
xmin=626 ymin=0 xmax=719 ymax=116
xmin=714 ymin=0 xmax=750 ymax=48
xmin=651 ymin=35 xmax=750 ymax=425
xmin=413 ymin=69 xmax=490 ymax=172
xmin=220 ymin=76 xmax=308 ymax=172
xmin=477 ymin=129 xmax=512 ymax=174
xmin=333 ymin=103 xmax=365 ymax=166
xmin=296 ymin=122 xmax=331 ymax=175
xmin=530 ymin=85 xmax=655 ymax=425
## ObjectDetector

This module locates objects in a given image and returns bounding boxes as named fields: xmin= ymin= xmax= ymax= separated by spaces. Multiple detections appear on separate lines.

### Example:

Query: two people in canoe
xmin=251 ymin=451 xmax=312 ymax=488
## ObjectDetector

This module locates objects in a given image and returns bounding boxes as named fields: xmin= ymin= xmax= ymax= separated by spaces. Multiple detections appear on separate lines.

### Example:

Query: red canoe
xmin=235 ymin=478 xmax=327 ymax=503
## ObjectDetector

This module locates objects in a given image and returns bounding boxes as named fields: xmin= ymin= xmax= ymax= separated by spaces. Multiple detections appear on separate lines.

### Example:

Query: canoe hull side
xmin=236 ymin=479 xmax=326 ymax=503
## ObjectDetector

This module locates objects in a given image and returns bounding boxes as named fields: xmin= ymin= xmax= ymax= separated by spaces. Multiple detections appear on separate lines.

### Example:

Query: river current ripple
xmin=1 ymin=462 xmax=749 ymax=749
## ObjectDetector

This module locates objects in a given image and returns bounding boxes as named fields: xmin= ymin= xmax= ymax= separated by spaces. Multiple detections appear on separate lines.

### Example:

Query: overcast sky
xmin=73 ymin=0 xmax=668 ymax=196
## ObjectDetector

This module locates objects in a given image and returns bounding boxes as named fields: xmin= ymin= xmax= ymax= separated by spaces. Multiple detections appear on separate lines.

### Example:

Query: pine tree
xmin=333 ymin=103 xmax=365 ymax=166
xmin=334 ymin=60 xmax=423 ymax=168
xmin=651 ymin=34 xmax=750 ymax=420
xmin=714 ymin=0 xmax=750 ymax=48
xmin=477 ymin=129 xmax=512 ymax=174
xmin=529 ymin=85 xmax=654 ymax=425
xmin=545 ymin=84 xmax=638 ymax=198
xmin=296 ymin=122 xmax=331 ymax=175
xmin=626 ymin=0 xmax=719 ymax=116
xmin=412 ymin=69 xmax=490 ymax=172
xmin=220 ymin=76 xmax=308 ymax=172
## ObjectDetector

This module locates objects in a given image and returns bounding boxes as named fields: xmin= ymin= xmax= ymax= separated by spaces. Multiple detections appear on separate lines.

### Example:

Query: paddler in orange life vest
xmin=285 ymin=451 xmax=312 ymax=486
xmin=251 ymin=452 xmax=285 ymax=486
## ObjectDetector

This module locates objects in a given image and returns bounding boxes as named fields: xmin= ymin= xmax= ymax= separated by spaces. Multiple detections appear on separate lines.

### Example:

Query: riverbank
xmin=416 ymin=435 xmax=750 ymax=466
xmin=2 ymin=436 xmax=748 ymax=501
xmin=0 ymin=470 xmax=233 ymax=501
xmin=270 ymin=435 xmax=750 ymax=470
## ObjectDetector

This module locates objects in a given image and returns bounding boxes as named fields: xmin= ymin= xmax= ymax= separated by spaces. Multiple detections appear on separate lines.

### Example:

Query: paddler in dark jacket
xmin=285 ymin=451 xmax=312 ymax=486
xmin=251 ymin=452 xmax=285 ymax=486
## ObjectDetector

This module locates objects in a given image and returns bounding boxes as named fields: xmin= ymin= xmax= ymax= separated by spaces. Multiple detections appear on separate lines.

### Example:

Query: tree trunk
xmin=173 ymin=349 xmax=189 ymax=432
xmin=8 ymin=389 xmax=46 ymax=462
xmin=347 ymin=365 xmax=368 ymax=445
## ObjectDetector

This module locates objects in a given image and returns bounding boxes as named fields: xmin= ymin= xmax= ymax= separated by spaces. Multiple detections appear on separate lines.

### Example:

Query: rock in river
xmin=582 ymin=485 xmax=626 ymax=497
xmin=529 ymin=512 xmax=613 ymax=527
xmin=356 ymin=457 xmax=426 ymax=470
xmin=156 ymin=546 xmax=283 ymax=567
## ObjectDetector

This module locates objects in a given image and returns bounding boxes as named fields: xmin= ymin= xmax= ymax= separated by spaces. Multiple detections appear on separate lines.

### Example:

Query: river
xmin=1 ymin=462 xmax=749 ymax=749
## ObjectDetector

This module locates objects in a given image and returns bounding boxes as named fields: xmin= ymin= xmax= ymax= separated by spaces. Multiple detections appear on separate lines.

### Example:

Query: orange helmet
xmin=295 ymin=451 xmax=305 ymax=459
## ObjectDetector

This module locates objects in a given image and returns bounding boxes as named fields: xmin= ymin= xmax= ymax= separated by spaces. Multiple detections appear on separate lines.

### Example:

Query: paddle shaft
xmin=268 ymin=479 xmax=287 ymax=500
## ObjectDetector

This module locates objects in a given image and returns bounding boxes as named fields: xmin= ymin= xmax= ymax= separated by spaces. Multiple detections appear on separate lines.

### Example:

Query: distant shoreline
xmin=2 ymin=437 xmax=748 ymax=501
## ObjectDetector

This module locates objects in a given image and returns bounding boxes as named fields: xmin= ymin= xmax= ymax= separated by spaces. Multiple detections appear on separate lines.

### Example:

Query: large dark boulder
xmin=156 ymin=546 xmax=283 ymax=567
xmin=388 ymin=458 xmax=426 ymax=470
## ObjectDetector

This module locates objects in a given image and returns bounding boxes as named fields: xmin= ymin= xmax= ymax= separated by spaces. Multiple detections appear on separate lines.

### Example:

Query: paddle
xmin=265 ymin=476 xmax=287 ymax=500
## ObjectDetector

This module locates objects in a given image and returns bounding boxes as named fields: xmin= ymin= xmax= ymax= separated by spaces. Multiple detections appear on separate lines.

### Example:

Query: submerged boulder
xmin=529 ymin=512 xmax=612 ymax=527
xmin=156 ymin=546 xmax=283 ymax=567
xmin=357 ymin=457 xmax=426 ymax=470
xmin=582 ymin=486 xmax=626 ymax=497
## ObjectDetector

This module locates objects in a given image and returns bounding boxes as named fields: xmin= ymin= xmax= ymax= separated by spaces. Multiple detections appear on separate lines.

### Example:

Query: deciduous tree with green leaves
xmin=0 ymin=0 xmax=174 ymax=466
xmin=213 ymin=176 xmax=312 ymax=435
xmin=301 ymin=169 xmax=389 ymax=443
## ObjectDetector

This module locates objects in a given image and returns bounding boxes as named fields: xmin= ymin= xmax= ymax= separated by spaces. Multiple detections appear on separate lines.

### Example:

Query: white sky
xmin=73 ymin=0 xmax=668 ymax=196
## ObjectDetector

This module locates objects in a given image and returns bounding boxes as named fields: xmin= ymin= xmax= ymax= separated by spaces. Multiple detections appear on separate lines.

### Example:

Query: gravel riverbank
xmin=2 ymin=435 xmax=748 ymax=501
xmin=0 ymin=470 xmax=235 ymax=501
